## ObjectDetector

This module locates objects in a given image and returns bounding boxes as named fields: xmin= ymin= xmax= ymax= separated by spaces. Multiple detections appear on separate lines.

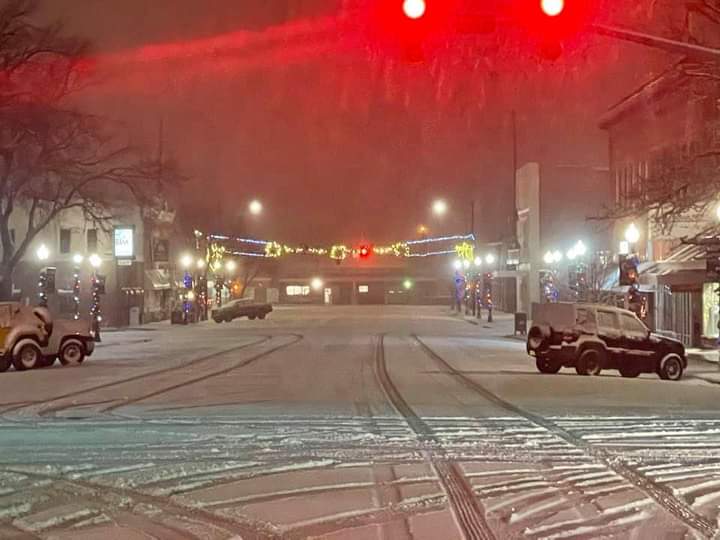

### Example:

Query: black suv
xmin=527 ymin=302 xmax=686 ymax=380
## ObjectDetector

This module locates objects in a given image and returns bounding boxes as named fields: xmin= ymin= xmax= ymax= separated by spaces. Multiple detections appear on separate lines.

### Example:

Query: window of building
xmin=286 ymin=285 xmax=310 ymax=296
xmin=59 ymin=229 xmax=71 ymax=254
xmin=87 ymin=229 xmax=97 ymax=253
xmin=358 ymin=285 xmax=369 ymax=293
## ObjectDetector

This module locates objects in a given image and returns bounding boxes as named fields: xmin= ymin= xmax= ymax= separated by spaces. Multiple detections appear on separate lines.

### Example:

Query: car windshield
xmin=2 ymin=2 xmax=718 ymax=538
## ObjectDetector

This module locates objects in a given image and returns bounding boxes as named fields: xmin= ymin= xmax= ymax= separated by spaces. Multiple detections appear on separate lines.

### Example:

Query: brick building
xmin=599 ymin=61 xmax=720 ymax=346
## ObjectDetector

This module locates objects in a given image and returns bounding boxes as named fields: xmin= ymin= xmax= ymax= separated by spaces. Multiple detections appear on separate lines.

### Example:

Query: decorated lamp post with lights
xmin=89 ymin=254 xmax=103 ymax=342
xmin=72 ymin=254 xmax=83 ymax=319
xmin=483 ymin=253 xmax=496 ymax=323
xmin=36 ymin=244 xmax=54 ymax=307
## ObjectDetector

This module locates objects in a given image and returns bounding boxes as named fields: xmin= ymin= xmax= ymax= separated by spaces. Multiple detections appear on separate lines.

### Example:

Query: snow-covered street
xmin=2 ymin=306 xmax=720 ymax=539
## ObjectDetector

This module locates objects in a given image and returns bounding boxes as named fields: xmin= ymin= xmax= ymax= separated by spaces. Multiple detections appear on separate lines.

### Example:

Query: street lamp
xmin=88 ymin=254 xmax=102 ymax=342
xmin=72 ymin=253 xmax=84 ymax=265
xmin=403 ymin=279 xmax=413 ymax=290
xmin=311 ymin=277 xmax=324 ymax=291
xmin=249 ymin=199 xmax=263 ymax=216
xmin=625 ymin=223 xmax=640 ymax=245
xmin=544 ymin=251 xmax=555 ymax=265
xmin=89 ymin=254 xmax=101 ymax=269
xmin=474 ymin=256 xmax=482 ymax=267
xmin=180 ymin=253 xmax=193 ymax=269
xmin=432 ymin=199 xmax=448 ymax=217
xmin=453 ymin=259 xmax=463 ymax=271
xmin=225 ymin=260 xmax=237 ymax=274
xmin=552 ymin=250 xmax=563 ymax=264
xmin=485 ymin=253 xmax=496 ymax=265
xmin=196 ymin=258 xmax=206 ymax=270
xmin=36 ymin=244 xmax=49 ymax=261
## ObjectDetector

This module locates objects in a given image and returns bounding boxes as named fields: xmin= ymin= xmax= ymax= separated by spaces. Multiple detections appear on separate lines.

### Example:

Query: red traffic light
xmin=541 ymin=0 xmax=565 ymax=17
xmin=359 ymin=245 xmax=371 ymax=258
xmin=403 ymin=0 xmax=426 ymax=20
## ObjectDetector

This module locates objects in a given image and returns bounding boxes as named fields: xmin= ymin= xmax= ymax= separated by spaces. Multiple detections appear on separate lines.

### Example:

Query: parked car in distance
xmin=212 ymin=299 xmax=273 ymax=323
xmin=41 ymin=318 xmax=96 ymax=367
xmin=0 ymin=302 xmax=52 ymax=372
xmin=527 ymin=302 xmax=686 ymax=380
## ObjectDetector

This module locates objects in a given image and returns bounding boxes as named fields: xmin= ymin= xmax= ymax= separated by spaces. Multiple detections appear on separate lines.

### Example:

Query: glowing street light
xmin=485 ymin=253 xmax=496 ymax=265
xmin=36 ymin=244 xmax=49 ymax=261
xmin=552 ymin=250 xmax=563 ymax=263
xmin=72 ymin=253 xmax=84 ymax=265
xmin=625 ymin=223 xmax=640 ymax=245
xmin=403 ymin=0 xmax=426 ymax=20
xmin=574 ymin=240 xmax=587 ymax=257
xmin=544 ymin=251 xmax=555 ymax=265
xmin=88 ymin=254 xmax=102 ymax=269
xmin=462 ymin=259 xmax=471 ymax=270
xmin=474 ymin=256 xmax=483 ymax=267
xmin=180 ymin=254 xmax=193 ymax=269
xmin=311 ymin=277 xmax=324 ymax=291
xmin=432 ymin=199 xmax=448 ymax=217
xmin=248 ymin=199 xmax=263 ymax=216
xmin=403 ymin=279 xmax=413 ymax=290
xmin=453 ymin=259 xmax=463 ymax=271
xmin=196 ymin=258 xmax=206 ymax=269
xmin=225 ymin=260 xmax=237 ymax=274
xmin=541 ymin=0 xmax=564 ymax=17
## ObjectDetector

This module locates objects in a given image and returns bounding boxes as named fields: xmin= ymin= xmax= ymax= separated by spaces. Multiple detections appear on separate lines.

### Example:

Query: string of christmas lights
xmin=200 ymin=232 xmax=475 ymax=260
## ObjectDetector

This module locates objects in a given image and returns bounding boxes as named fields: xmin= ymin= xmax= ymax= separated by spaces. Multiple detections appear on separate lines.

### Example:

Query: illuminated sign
xmin=114 ymin=226 xmax=134 ymax=258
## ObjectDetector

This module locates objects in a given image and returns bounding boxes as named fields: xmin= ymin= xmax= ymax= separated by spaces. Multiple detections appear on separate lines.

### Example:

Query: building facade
xmin=599 ymin=61 xmax=720 ymax=346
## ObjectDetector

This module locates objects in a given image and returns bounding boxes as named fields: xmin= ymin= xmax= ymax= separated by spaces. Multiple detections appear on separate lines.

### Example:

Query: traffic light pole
xmin=589 ymin=23 xmax=720 ymax=63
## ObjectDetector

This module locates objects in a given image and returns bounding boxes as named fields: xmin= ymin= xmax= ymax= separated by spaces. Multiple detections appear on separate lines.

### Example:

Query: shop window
xmin=286 ymin=285 xmax=310 ymax=296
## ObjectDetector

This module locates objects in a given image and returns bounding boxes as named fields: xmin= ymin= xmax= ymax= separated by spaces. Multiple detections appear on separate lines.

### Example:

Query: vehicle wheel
xmin=249 ymin=315 xmax=257 ymax=320
xmin=0 ymin=355 xmax=9 ymax=373
xmin=59 ymin=340 xmax=85 ymax=366
xmin=213 ymin=317 xmax=223 ymax=324
xmin=576 ymin=348 xmax=603 ymax=376
xmin=619 ymin=365 xmax=641 ymax=378
xmin=224 ymin=316 xmax=233 ymax=323
xmin=12 ymin=342 xmax=42 ymax=371
xmin=536 ymin=356 xmax=561 ymax=374
xmin=658 ymin=353 xmax=683 ymax=381
xmin=258 ymin=313 xmax=267 ymax=320
xmin=527 ymin=327 xmax=549 ymax=354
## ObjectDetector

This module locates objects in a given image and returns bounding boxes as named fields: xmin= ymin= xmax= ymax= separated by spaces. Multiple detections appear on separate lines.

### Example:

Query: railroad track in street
xmin=411 ymin=334 xmax=718 ymax=539
xmin=1 ymin=334 xmax=302 ymax=420
xmin=374 ymin=333 xmax=496 ymax=540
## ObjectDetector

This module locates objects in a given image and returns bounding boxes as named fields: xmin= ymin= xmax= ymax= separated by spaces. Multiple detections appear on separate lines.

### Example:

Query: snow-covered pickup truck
xmin=41 ymin=318 xmax=95 ymax=368
xmin=0 ymin=302 xmax=52 ymax=372
xmin=212 ymin=299 xmax=273 ymax=323
xmin=527 ymin=302 xmax=686 ymax=380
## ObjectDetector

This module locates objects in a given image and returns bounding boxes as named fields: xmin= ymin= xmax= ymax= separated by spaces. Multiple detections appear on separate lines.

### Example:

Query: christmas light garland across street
xmin=204 ymin=233 xmax=475 ymax=261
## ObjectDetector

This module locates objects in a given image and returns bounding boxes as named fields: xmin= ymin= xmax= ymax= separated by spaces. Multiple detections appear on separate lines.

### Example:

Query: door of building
xmin=324 ymin=288 xmax=332 ymax=305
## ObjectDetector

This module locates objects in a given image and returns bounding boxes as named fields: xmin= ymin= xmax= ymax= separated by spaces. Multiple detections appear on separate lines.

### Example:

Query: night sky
xmin=44 ymin=0 xmax=678 ymax=248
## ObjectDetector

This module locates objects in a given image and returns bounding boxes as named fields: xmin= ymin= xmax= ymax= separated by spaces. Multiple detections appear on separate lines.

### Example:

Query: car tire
xmin=536 ymin=356 xmax=561 ymax=374
xmin=527 ymin=327 xmax=549 ymax=355
xmin=658 ymin=353 xmax=683 ymax=381
xmin=213 ymin=317 xmax=223 ymax=324
xmin=259 ymin=313 xmax=267 ymax=320
xmin=619 ymin=365 xmax=641 ymax=378
xmin=249 ymin=315 xmax=257 ymax=320
xmin=0 ymin=355 xmax=9 ymax=373
xmin=12 ymin=342 xmax=42 ymax=371
xmin=224 ymin=316 xmax=233 ymax=323
xmin=576 ymin=348 xmax=603 ymax=376
xmin=59 ymin=340 xmax=85 ymax=367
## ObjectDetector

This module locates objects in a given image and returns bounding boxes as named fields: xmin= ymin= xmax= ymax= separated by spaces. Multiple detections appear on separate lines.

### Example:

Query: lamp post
xmin=89 ymin=254 xmax=102 ymax=342
xmin=36 ymin=244 xmax=50 ymax=307
xmin=72 ymin=254 xmax=83 ymax=320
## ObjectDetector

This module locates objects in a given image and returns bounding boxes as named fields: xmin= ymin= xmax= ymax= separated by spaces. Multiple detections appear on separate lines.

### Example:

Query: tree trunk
xmin=0 ymin=267 xmax=13 ymax=301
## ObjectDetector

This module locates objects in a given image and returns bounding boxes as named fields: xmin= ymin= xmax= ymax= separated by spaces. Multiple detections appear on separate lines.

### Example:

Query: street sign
xmin=117 ymin=259 xmax=133 ymax=266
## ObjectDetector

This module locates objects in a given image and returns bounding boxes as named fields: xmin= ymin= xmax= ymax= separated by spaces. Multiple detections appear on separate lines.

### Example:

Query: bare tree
xmin=238 ymin=259 xmax=261 ymax=298
xmin=0 ymin=0 xmax=182 ymax=299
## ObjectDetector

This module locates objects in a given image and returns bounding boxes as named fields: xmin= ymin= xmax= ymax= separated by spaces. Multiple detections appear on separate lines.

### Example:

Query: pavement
xmin=1 ymin=305 xmax=720 ymax=539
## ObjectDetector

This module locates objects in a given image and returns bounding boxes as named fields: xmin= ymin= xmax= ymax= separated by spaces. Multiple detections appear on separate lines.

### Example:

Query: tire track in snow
xmin=412 ymin=334 xmax=717 ymax=539
xmin=374 ymin=334 xmax=496 ymax=540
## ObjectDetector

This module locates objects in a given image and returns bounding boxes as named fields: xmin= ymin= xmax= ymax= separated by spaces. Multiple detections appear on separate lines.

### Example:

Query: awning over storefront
xmin=145 ymin=269 xmax=172 ymax=290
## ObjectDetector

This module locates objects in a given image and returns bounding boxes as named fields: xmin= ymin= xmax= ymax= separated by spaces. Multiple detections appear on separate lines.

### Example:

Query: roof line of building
xmin=598 ymin=59 xmax=690 ymax=129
